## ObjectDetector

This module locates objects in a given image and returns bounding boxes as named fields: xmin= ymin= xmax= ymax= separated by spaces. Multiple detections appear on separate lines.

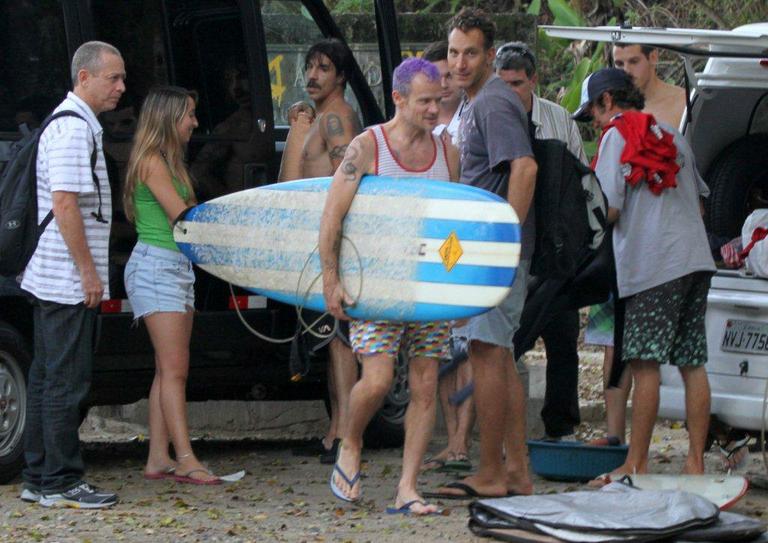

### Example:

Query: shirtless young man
xmin=612 ymin=44 xmax=686 ymax=129
xmin=320 ymin=57 xmax=459 ymax=515
xmin=279 ymin=39 xmax=361 ymax=463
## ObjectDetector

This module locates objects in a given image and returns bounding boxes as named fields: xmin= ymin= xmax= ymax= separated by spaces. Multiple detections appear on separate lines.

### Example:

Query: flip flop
xmin=719 ymin=435 xmax=751 ymax=471
xmin=386 ymin=499 xmax=444 ymax=516
xmin=423 ymin=481 xmax=515 ymax=500
xmin=143 ymin=466 xmax=175 ymax=480
xmin=329 ymin=463 xmax=361 ymax=502
xmin=421 ymin=456 xmax=447 ymax=472
xmin=439 ymin=454 xmax=472 ymax=473
xmin=173 ymin=468 xmax=222 ymax=485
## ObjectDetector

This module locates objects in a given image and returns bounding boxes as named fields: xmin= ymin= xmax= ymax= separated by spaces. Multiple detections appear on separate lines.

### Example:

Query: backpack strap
xmin=37 ymin=110 xmax=106 ymax=230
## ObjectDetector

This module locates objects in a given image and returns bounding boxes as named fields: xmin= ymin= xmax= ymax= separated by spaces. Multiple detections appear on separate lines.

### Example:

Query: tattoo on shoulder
xmin=325 ymin=114 xmax=344 ymax=137
xmin=329 ymin=144 xmax=348 ymax=161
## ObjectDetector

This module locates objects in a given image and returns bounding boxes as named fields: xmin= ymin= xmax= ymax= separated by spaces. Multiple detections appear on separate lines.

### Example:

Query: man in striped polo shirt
xmin=20 ymin=41 xmax=125 ymax=509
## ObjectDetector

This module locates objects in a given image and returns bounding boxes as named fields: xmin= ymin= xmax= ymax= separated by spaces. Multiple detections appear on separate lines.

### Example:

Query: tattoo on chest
xmin=329 ymin=144 xmax=348 ymax=161
xmin=325 ymin=114 xmax=344 ymax=137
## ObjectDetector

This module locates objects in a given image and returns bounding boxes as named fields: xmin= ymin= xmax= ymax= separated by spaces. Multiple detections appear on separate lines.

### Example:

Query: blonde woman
xmin=124 ymin=86 xmax=219 ymax=484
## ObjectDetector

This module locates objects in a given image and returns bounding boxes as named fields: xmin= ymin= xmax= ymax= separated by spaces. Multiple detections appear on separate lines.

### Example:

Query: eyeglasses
xmin=495 ymin=44 xmax=536 ymax=69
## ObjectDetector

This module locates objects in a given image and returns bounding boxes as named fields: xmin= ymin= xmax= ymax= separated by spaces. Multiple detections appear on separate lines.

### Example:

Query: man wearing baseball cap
xmin=574 ymin=68 xmax=715 ymax=480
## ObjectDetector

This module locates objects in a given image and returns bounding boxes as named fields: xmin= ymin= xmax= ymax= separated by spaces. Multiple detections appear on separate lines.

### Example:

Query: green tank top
xmin=133 ymin=178 xmax=189 ymax=251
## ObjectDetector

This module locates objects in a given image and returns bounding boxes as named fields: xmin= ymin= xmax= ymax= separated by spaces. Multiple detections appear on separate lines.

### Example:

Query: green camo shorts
xmin=623 ymin=272 xmax=712 ymax=367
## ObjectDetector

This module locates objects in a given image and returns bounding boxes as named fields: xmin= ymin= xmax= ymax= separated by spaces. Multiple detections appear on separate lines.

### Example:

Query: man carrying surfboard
xmin=278 ymin=38 xmax=362 ymax=464
xmin=319 ymin=57 xmax=459 ymax=515
xmin=427 ymin=8 xmax=539 ymax=501
xmin=572 ymin=68 xmax=715 ymax=480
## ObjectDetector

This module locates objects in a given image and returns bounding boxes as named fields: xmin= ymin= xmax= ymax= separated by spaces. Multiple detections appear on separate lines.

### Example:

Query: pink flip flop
xmin=173 ymin=468 xmax=222 ymax=485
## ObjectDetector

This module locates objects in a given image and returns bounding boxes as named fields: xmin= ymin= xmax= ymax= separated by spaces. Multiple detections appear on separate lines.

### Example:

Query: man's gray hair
xmin=71 ymin=41 xmax=122 ymax=86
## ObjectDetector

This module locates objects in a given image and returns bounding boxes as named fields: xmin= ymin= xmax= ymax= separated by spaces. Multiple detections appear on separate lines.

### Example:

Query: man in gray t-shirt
xmin=573 ymin=68 xmax=715 ymax=480
xmin=430 ymin=7 xmax=538 ymax=500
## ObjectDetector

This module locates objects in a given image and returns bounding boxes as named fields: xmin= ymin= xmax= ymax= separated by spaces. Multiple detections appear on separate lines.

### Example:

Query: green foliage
xmin=527 ymin=0 xmax=541 ymax=16
xmin=547 ymin=0 xmax=583 ymax=27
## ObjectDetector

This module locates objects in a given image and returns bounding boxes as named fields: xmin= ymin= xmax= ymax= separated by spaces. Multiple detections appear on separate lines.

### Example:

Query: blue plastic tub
xmin=527 ymin=440 xmax=629 ymax=482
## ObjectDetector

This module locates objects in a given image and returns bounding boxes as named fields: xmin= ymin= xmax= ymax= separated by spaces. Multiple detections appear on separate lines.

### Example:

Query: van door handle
xmin=257 ymin=118 xmax=267 ymax=133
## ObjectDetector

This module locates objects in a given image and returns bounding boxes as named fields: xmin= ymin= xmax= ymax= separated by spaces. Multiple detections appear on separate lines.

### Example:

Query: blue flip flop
xmin=329 ymin=462 xmax=361 ymax=503
xmin=386 ymin=499 xmax=443 ymax=516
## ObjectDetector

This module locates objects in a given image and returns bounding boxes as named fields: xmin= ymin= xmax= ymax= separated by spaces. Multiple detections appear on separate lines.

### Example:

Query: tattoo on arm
xmin=340 ymin=143 xmax=362 ymax=183
xmin=325 ymin=114 xmax=344 ymax=137
xmin=329 ymin=144 xmax=348 ymax=161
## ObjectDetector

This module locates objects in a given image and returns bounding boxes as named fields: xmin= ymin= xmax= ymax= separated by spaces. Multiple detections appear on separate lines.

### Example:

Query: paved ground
xmin=1 ymin=424 xmax=767 ymax=542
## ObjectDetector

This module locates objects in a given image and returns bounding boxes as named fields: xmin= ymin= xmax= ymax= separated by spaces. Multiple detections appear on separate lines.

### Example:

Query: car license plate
xmin=721 ymin=319 xmax=768 ymax=354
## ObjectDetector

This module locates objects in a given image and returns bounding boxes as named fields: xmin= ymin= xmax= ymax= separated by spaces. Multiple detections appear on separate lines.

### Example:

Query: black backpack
xmin=530 ymin=138 xmax=608 ymax=279
xmin=0 ymin=110 xmax=100 ymax=277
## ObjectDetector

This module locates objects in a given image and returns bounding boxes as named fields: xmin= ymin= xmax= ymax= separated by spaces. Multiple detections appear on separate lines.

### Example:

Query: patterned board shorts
xmin=622 ymin=272 xmax=712 ymax=367
xmin=349 ymin=320 xmax=451 ymax=360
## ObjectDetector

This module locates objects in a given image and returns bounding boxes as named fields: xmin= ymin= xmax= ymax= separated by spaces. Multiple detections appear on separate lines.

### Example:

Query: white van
xmin=543 ymin=23 xmax=768 ymax=439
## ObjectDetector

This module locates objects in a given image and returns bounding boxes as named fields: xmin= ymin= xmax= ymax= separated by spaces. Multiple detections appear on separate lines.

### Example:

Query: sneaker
xmin=20 ymin=487 xmax=41 ymax=503
xmin=39 ymin=481 xmax=118 ymax=509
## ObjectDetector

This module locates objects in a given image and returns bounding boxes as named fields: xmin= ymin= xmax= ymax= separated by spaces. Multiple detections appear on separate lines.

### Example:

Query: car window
xmin=261 ymin=0 xmax=368 ymax=127
xmin=0 ymin=0 xmax=69 ymax=137
xmin=750 ymin=93 xmax=768 ymax=135
xmin=91 ymin=0 xmax=253 ymax=141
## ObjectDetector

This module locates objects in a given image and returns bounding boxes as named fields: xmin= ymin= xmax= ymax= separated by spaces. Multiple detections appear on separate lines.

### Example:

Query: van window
xmin=750 ymin=93 xmax=768 ymax=135
xmin=90 ymin=0 xmax=252 ymax=140
xmin=0 ymin=1 xmax=69 ymax=136
xmin=261 ymin=0 xmax=364 ymax=127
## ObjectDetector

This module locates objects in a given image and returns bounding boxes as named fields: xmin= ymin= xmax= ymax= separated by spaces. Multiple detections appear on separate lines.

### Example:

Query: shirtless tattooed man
xmin=280 ymin=39 xmax=362 ymax=464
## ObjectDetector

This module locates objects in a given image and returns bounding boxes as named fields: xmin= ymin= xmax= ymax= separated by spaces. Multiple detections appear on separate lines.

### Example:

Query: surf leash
xmin=226 ymin=237 xmax=364 ymax=379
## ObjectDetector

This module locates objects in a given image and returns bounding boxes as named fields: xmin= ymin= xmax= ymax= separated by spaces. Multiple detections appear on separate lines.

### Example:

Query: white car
xmin=544 ymin=23 xmax=768 ymax=437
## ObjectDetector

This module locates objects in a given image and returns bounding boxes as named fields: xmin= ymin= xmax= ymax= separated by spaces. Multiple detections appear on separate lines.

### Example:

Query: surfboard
xmin=174 ymin=175 xmax=521 ymax=321
xmin=621 ymin=474 xmax=749 ymax=510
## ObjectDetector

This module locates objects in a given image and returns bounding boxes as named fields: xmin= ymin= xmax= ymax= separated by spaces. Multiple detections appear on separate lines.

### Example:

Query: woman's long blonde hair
xmin=123 ymin=86 xmax=198 ymax=222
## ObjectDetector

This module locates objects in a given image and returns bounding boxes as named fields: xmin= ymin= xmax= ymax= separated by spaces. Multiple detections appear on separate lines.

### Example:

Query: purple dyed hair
xmin=392 ymin=57 xmax=440 ymax=96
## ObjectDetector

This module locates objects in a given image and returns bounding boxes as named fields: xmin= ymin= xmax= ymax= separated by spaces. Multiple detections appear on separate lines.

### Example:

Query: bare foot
xmin=506 ymin=469 xmax=533 ymax=496
xmin=332 ymin=441 xmax=362 ymax=501
xmin=144 ymin=457 xmax=177 ymax=477
xmin=683 ymin=456 xmax=706 ymax=474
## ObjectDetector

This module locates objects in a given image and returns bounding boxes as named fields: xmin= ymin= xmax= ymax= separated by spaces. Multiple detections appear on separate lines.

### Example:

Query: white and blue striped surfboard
xmin=174 ymin=175 xmax=520 ymax=321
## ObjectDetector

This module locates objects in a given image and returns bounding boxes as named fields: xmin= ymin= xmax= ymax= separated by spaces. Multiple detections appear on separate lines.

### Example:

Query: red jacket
xmin=592 ymin=110 xmax=680 ymax=196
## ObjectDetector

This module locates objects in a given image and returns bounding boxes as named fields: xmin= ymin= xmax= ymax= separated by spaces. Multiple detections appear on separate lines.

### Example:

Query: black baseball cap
xmin=572 ymin=68 xmax=633 ymax=122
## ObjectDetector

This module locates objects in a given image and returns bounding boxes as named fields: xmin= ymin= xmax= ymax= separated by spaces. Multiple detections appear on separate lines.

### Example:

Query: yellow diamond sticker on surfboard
xmin=439 ymin=231 xmax=463 ymax=272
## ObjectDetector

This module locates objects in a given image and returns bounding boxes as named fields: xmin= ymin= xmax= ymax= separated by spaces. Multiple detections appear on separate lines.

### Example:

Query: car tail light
xmin=228 ymin=295 xmax=267 ymax=310
xmin=100 ymin=299 xmax=133 ymax=313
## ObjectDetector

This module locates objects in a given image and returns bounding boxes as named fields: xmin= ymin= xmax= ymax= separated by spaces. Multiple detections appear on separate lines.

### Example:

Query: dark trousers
xmin=540 ymin=309 xmax=581 ymax=437
xmin=23 ymin=299 xmax=95 ymax=493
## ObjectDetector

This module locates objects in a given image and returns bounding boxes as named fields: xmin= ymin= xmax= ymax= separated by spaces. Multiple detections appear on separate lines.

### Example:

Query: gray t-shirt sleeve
xmin=475 ymin=86 xmax=532 ymax=171
xmin=595 ymin=128 xmax=627 ymax=211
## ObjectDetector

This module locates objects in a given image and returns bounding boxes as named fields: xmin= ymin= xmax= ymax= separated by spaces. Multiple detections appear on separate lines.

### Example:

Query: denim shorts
xmin=453 ymin=259 xmax=530 ymax=353
xmin=124 ymin=241 xmax=195 ymax=319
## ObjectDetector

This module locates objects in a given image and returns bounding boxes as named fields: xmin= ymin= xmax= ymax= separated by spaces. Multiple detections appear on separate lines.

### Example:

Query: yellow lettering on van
xmin=269 ymin=55 xmax=286 ymax=105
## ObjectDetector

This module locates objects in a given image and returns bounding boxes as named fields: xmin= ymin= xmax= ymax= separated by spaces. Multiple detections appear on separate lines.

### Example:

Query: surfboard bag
xmin=465 ymin=481 xmax=767 ymax=543
xmin=530 ymin=139 xmax=608 ymax=280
